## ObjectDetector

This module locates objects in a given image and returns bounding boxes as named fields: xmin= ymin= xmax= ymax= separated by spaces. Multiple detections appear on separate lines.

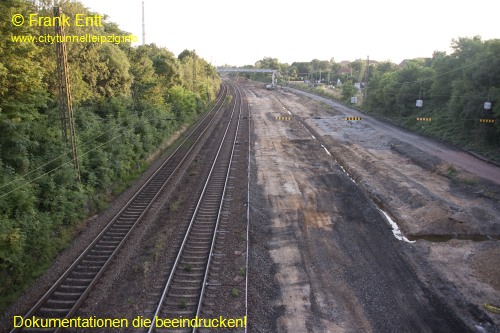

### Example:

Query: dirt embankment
xmin=245 ymin=79 xmax=499 ymax=332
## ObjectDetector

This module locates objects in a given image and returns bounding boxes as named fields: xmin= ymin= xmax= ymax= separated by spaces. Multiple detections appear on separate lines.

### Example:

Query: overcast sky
xmin=78 ymin=0 xmax=499 ymax=66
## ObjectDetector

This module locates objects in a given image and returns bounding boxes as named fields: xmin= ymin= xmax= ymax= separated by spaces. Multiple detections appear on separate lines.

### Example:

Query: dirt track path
xmin=288 ymin=88 xmax=500 ymax=186
xmin=246 ymin=81 xmax=488 ymax=332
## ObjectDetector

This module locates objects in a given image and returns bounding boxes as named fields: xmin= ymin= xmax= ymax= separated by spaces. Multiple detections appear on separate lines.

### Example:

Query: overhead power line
xmin=0 ymin=110 xmax=175 ymax=200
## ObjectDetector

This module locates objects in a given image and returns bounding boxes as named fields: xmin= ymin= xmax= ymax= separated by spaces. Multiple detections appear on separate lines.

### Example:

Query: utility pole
xmin=364 ymin=55 xmax=370 ymax=101
xmin=54 ymin=6 xmax=80 ymax=183
xmin=192 ymin=49 xmax=197 ymax=91
xmin=142 ymin=0 xmax=145 ymax=45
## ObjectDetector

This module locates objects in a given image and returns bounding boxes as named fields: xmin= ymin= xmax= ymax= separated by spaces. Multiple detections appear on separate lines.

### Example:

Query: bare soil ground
xmin=245 ymin=79 xmax=499 ymax=333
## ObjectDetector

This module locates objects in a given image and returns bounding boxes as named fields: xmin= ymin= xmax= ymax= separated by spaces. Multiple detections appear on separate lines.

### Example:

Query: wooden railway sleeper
xmin=105 ymin=230 xmax=127 ymax=236
xmin=96 ymin=239 xmax=121 ymax=246
xmin=163 ymin=304 xmax=193 ymax=316
xmin=186 ymin=232 xmax=213 ymax=239
xmin=190 ymin=221 xmax=214 ymax=226
xmin=163 ymin=299 xmax=199 ymax=307
xmin=182 ymin=249 xmax=209 ymax=255
xmin=80 ymin=259 xmax=106 ymax=266
xmin=52 ymin=291 xmax=81 ymax=298
xmin=100 ymin=235 xmax=123 ymax=241
xmin=85 ymin=253 xmax=110 ymax=260
xmin=178 ymin=260 xmax=205 ymax=267
xmin=69 ymin=272 xmax=96 ymax=280
xmin=169 ymin=285 xmax=200 ymax=291
xmin=65 ymin=277 xmax=93 ymax=284
xmin=111 ymin=223 xmax=134 ymax=229
xmin=185 ymin=242 xmax=211 ymax=249
xmin=45 ymin=299 xmax=76 ymax=306
xmin=88 ymin=248 xmax=113 ymax=255
xmin=38 ymin=307 xmax=69 ymax=315
xmin=168 ymin=292 xmax=199 ymax=298
xmin=174 ymin=273 xmax=204 ymax=280
xmin=93 ymin=243 xmax=117 ymax=250
xmin=180 ymin=255 xmax=207 ymax=260
xmin=59 ymin=284 xmax=87 ymax=291
xmin=172 ymin=276 xmax=201 ymax=282
xmin=77 ymin=260 xmax=103 ymax=267
xmin=190 ymin=225 xmax=215 ymax=231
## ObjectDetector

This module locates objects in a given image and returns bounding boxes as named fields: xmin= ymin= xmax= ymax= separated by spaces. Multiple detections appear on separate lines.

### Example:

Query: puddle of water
xmin=321 ymin=144 xmax=331 ymax=156
xmin=378 ymin=209 xmax=415 ymax=243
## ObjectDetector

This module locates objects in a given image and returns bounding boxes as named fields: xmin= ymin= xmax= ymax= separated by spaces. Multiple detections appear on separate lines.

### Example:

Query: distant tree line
xmin=0 ymin=0 xmax=221 ymax=310
xmin=365 ymin=37 xmax=499 ymax=155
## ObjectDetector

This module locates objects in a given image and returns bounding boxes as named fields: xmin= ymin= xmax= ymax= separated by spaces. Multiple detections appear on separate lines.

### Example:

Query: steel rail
xmin=147 ymin=81 xmax=242 ymax=333
xmin=192 ymin=80 xmax=242 ymax=332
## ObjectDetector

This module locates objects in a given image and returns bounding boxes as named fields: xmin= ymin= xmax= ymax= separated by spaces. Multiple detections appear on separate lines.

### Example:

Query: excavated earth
xmin=244 ymin=79 xmax=500 ymax=333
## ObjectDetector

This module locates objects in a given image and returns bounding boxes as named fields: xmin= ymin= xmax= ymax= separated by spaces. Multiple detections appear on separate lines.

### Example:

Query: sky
xmin=78 ymin=0 xmax=499 ymax=66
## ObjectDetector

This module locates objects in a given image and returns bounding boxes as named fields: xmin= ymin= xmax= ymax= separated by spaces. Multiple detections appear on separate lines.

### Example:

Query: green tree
xmin=394 ymin=61 xmax=435 ymax=115
xmin=150 ymin=45 xmax=181 ymax=89
xmin=129 ymin=45 xmax=163 ymax=110
xmin=96 ymin=44 xmax=132 ymax=98
xmin=0 ymin=0 xmax=50 ymax=172
xmin=178 ymin=49 xmax=195 ymax=61
xmin=290 ymin=62 xmax=312 ymax=79
xmin=168 ymin=85 xmax=197 ymax=122
xmin=255 ymin=57 xmax=281 ymax=70
xmin=348 ymin=59 xmax=364 ymax=82
xmin=341 ymin=80 xmax=356 ymax=102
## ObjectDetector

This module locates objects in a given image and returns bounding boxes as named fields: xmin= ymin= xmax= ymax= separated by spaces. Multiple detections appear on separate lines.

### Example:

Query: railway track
xmin=11 ymin=84 xmax=231 ymax=333
xmin=147 ymin=81 xmax=245 ymax=333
